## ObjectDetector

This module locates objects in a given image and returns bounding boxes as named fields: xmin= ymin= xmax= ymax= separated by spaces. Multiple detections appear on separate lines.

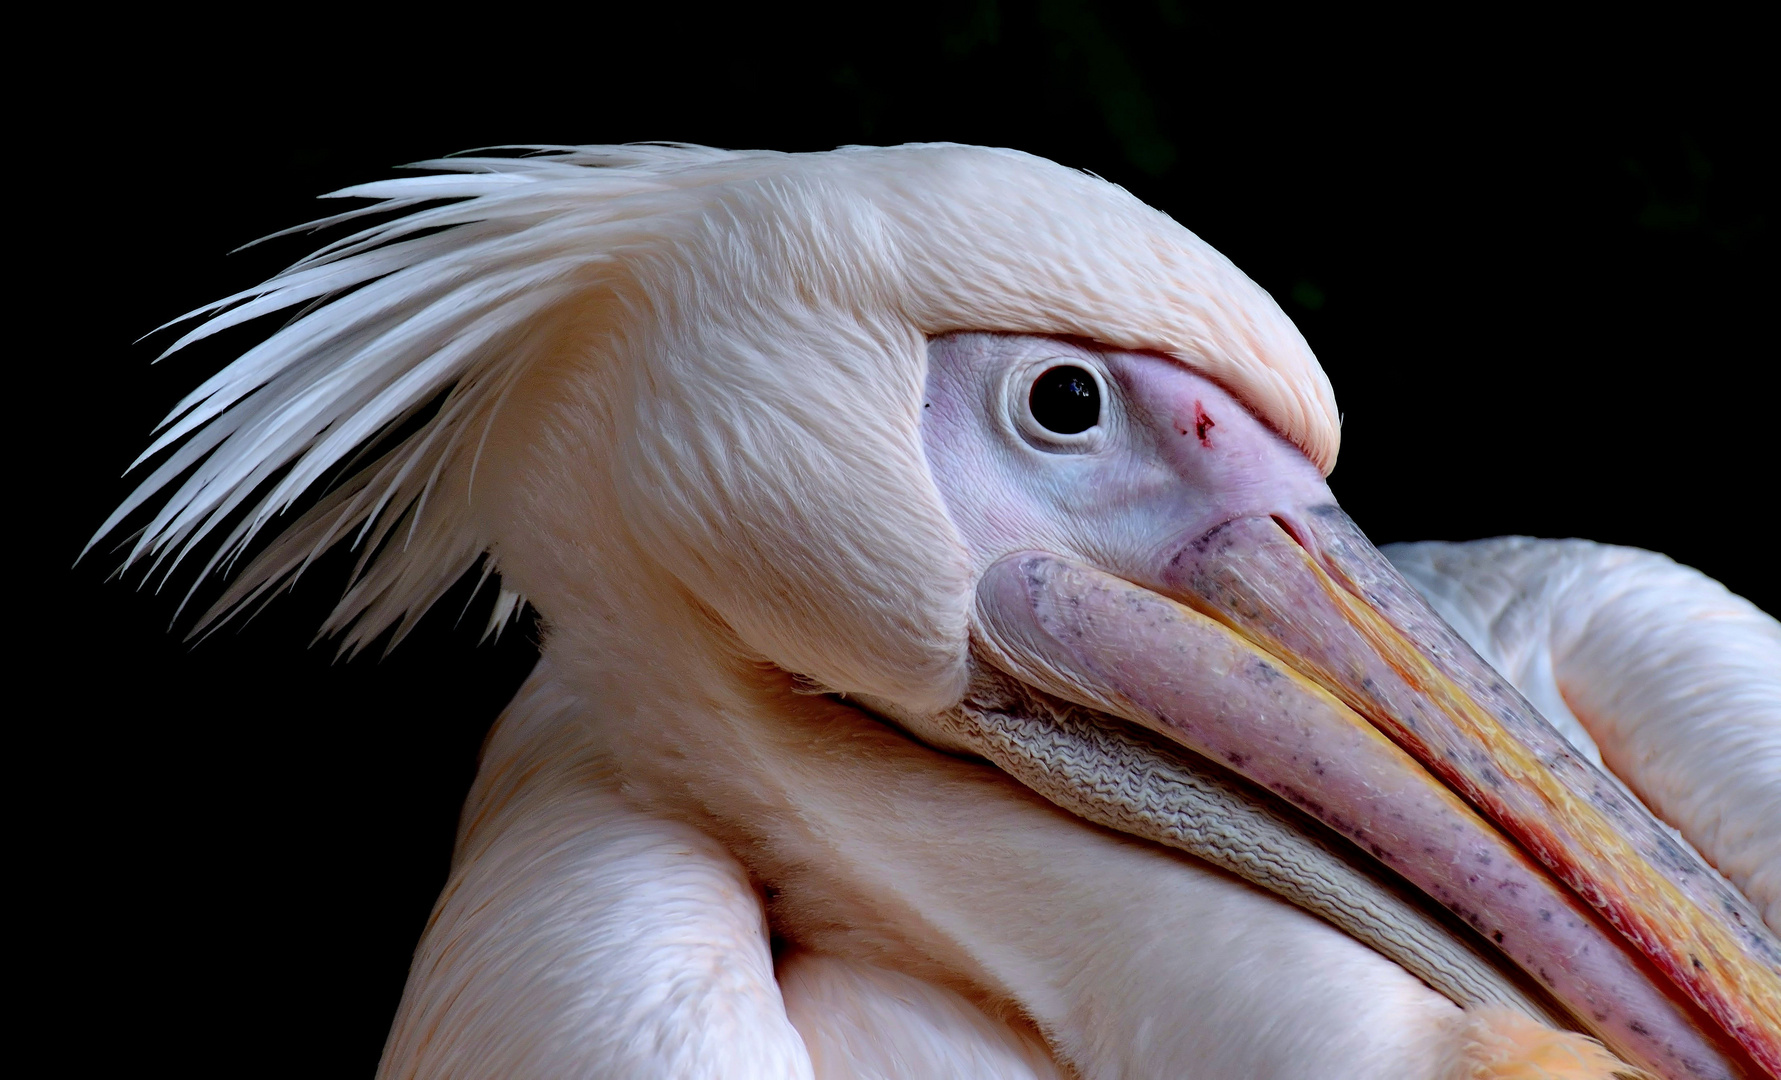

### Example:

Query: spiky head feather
xmin=98 ymin=143 xmax=1337 ymax=708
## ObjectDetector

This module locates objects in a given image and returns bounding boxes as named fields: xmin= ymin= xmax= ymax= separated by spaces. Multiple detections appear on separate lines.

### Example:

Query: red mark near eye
xmin=1193 ymin=402 xmax=1217 ymax=447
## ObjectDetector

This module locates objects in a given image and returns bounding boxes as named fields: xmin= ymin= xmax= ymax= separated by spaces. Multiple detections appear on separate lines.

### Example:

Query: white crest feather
xmin=94 ymin=145 xmax=741 ymax=651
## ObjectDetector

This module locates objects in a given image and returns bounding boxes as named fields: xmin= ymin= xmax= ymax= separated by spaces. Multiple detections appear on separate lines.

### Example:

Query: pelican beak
xmin=969 ymin=507 xmax=1780 ymax=1080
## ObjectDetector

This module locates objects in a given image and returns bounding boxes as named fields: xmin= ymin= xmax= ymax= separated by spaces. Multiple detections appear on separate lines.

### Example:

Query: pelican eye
xmin=1028 ymin=365 xmax=1101 ymax=435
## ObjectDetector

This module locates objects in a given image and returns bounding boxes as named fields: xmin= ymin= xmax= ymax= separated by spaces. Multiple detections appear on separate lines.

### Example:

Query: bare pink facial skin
xmin=920 ymin=333 xmax=1331 ymax=588
xmin=921 ymin=333 xmax=1774 ymax=1080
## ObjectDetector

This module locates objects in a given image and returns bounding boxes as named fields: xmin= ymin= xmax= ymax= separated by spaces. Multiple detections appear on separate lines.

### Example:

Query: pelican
xmin=96 ymin=144 xmax=1781 ymax=1080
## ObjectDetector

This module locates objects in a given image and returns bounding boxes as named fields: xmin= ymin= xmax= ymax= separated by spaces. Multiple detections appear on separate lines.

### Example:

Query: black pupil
xmin=1029 ymin=366 xmax=1101 ymax=434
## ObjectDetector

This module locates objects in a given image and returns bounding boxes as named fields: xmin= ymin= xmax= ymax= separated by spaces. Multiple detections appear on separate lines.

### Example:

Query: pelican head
xmin=99 ymin=144 xmax=1778 ymax=1080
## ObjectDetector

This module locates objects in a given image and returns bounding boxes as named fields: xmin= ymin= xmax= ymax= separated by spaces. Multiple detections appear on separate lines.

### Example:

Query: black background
xmin=30 ymin=5 xmax=1773 ymax=1075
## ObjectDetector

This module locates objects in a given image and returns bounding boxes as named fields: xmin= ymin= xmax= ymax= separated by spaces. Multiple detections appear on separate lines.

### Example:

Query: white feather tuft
xmin=94 ymin=145 xmax=731 ymax=649
xmin=482 ymin=587 xmax=526 ymax=643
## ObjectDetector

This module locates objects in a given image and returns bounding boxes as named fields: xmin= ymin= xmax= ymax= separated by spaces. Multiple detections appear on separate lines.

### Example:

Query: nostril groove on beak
xmin=1270 ymin=510 xmax=1365 ymax=601
xmin=1270 ymin=512 xmax=1341 ymax=584
xmin=1271 ymin=514 xmax=1312 ymax=554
